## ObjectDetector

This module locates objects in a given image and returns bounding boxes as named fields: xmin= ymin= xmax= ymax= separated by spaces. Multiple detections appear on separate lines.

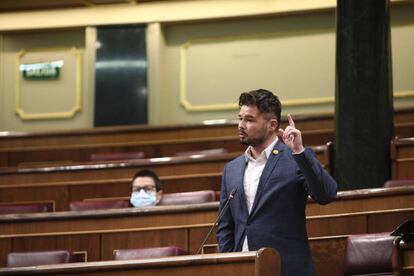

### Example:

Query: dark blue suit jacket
xmin=216 ymin=140 xmax=337 ymax=276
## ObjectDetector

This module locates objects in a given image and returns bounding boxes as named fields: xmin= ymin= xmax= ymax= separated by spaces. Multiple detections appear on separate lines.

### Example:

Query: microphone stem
xmin=196 ymin=193 xmax=234 ymax=255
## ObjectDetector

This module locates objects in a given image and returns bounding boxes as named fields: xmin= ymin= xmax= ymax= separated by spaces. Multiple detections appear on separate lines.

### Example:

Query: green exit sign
xmin=20 ymin=60 xmax=64 ymax=80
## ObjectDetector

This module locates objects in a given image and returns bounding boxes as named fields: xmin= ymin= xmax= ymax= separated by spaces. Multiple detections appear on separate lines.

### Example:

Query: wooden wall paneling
xmin=100 ymin=228 xmax=188 ymax=260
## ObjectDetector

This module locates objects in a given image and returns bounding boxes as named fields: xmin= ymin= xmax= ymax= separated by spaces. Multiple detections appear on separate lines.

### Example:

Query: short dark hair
xmin=132 ymin=169 xmax=161 ymax=191
xmin=239 ymin=89 xmax=281 ymax=126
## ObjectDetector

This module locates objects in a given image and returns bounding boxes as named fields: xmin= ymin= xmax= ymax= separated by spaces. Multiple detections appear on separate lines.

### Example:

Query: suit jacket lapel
xmin=234 ymin=157 xmax=249 ymax=218
xmin=248 ymin=140 xmax=284 ymax=219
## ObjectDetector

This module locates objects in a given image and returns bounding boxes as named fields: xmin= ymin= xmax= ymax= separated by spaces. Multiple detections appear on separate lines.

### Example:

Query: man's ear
xmin=269 ymin=118 xmax=278 ymax=132
xmin=156 ymin=190 xmax=163 ymax=204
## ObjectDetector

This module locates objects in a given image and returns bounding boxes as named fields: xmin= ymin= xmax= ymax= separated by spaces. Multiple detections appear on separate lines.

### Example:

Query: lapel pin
xmin=272 ymin=150 xmax=279 ymax=155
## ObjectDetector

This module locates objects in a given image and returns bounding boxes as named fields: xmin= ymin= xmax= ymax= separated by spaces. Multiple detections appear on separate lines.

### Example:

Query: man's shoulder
xmin=224 ymin=154 xmax=245 ymax=169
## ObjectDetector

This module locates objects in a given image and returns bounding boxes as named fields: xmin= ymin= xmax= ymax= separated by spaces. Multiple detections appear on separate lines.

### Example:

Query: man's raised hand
xmin=278 ymin=114 xmax=304 ymax=154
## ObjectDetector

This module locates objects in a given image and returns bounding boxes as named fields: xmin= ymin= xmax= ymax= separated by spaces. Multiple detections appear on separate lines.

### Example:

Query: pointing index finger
xmin=287 ymin=114 xmax=295 ymax=128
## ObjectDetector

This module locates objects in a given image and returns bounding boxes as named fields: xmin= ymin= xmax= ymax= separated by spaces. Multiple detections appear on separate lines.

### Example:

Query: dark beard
xmin=239 ymin=136 xmax=266 ymax=147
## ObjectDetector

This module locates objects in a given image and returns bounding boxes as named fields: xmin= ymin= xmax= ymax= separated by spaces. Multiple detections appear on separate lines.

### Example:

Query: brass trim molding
xmin=179 ymin=29 xmax=337 ymax=112
xmin=179 ymin=31 xmax=414 ymax=112
xmin=15 ymin=47 xmax=82 ymax=120
xmin=395 ymin=90 xmax=414 ymax=98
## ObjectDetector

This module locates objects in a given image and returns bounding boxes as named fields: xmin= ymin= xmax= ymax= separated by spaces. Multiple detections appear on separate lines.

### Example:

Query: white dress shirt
xmin=242 ymin=136 xmax=278 ymax=251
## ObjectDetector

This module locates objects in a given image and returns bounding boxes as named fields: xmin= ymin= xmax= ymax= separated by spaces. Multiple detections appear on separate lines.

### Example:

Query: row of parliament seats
xmin=1 ymin=184 xmax=414 ymax=274
xmin=0 ymin=172 xmax=411 ymax=214
xmin=0 ymin=176 xmax=412 ymax=215
xmin=1 ymin=133 xmax=412 ymax=189
xmin=1 ymin=232 xmax=400 ymax=275
xmin=0 ymin=143 xmax=333 ymax=210
xmin=1 ymin=107 xmax=413 ymax=168
xmin=1 ymin=176 xmax=413 ymax=215
xmin=0 ymin=190 xmax=217 ymax=214
xmin=0 ymin=112 xmax=411 ymax=274
xmin=0 ymin=113 xmax=338 ymax=167
xmin=0 ymin=134 xmax=412 ymax=212
xmin=2 ymin=133 xmax=413 ymax=201
xmin=343 ymin=232 xmax=394 ymax=276
xmin=0 ymin=201 xmax=54 ymax=214
xmin=70 ymin=190 xmax=217 ymax=211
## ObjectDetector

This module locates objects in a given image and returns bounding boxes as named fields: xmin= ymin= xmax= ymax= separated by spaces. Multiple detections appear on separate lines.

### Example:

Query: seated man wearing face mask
xmin=130 ymin=169 xmax=163 ymax=207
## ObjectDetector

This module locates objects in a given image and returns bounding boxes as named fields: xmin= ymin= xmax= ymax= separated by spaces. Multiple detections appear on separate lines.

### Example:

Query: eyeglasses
xmin=133 ymin=185 xmax=156 ymax=193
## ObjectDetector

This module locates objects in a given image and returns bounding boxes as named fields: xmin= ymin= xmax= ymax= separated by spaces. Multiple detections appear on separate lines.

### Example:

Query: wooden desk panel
xmin=0 ymin=249 xmax=280 ymax=276
xmin=0 ymin=203 xmax=218 ymax=235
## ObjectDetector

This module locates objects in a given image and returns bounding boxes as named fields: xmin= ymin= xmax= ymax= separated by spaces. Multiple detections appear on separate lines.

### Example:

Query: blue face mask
xmin=130 ymin=189 xmax=157 ymax=207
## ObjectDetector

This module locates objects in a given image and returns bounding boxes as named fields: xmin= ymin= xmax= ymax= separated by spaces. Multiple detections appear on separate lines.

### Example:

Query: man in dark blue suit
xmin=217 ymin=89 xmax=337 ymax=275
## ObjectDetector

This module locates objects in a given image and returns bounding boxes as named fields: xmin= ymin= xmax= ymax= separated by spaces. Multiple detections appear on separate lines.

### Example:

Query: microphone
xmin=196 ymin=187 xmax=238 ymax=254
